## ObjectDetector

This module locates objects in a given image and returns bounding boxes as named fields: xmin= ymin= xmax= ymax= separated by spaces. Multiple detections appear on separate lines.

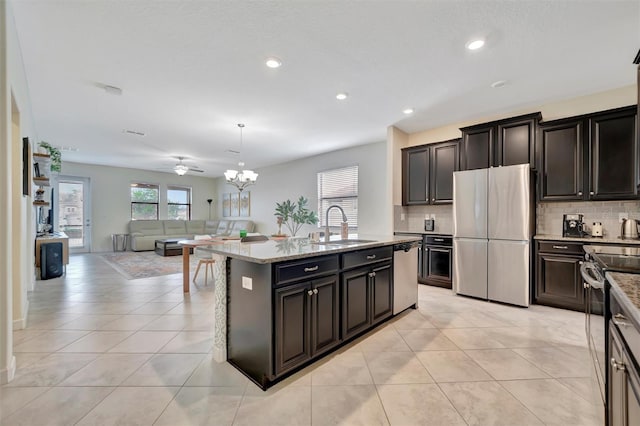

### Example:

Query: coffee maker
xmin=563 ymin=214 xmax=586 ymax=237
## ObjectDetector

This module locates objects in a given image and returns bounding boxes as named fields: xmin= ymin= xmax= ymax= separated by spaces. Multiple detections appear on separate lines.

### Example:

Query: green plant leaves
xmin=274 ymin=196 xmax=318 ymax=236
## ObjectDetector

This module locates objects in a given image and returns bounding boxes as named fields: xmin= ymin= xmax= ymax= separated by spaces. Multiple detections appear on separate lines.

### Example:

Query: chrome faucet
xmin=325 ymin=205 xmax=348 ymax=242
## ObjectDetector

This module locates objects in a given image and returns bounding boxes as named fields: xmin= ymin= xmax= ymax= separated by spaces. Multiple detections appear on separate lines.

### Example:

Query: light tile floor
xmin=0 ymin=253 xmax=604 ymax=425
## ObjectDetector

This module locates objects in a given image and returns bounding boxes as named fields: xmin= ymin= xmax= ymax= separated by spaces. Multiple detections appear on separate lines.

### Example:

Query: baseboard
xmin=0 ymin=355 xmax=16 ymax=384
xmin=212 ymin=346 xmax=227 ymax=363
xmin=12 ymin=299 xmax=29 ymax=330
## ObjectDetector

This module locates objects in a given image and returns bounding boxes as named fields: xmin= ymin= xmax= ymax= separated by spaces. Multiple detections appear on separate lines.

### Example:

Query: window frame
xmin=130 ymin=182 xmax=160 ymax=220
xmin=167 ymin=185 xmax=192 ymax=220
xmin=317 ymin=165 xmax=359 ymax=229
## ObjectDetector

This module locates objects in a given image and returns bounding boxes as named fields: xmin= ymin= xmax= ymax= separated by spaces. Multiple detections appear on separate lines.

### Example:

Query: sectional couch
xmin=128 ymin=219 xmax=255 ymax=251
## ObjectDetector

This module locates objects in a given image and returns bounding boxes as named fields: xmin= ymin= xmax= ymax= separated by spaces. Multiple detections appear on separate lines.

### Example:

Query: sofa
xmin=128 ymin=219 xmax=255 ymax=251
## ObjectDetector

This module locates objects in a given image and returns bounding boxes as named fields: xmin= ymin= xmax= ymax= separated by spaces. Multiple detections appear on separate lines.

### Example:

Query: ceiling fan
xmin=168 ymin=156 xmax=204 ymax=175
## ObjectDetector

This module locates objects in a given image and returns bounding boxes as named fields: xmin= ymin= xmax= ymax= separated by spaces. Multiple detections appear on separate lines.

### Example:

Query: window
xmin=167 ymin=186 xmax=191 ymax=220
xmin=317 ymin=165 xmax=358 ymax=228
xmin=131 ymin=183 xmax=159 ymax=220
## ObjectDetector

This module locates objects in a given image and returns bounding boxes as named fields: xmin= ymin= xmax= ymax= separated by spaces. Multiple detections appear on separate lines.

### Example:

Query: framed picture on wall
xmin=222 ymin=193 xmax=231 ymax=217
xmin=230 ymin=192 xmax=240 ymax=217
xmin=240 ymin=191 xmax=250 ymax=217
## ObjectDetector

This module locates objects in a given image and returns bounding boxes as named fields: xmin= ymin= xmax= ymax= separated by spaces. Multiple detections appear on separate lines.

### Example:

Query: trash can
xmin=111 ymin=233 xmax=129 ymax=252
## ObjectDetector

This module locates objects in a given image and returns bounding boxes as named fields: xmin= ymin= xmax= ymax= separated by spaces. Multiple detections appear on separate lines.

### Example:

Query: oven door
xmin=581 ymin=260 xmax=606 ymax=404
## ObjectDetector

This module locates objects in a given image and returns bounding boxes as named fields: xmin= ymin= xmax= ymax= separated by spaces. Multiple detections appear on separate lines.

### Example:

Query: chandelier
xmin=224 ymin=123 xmax=258 ymax=192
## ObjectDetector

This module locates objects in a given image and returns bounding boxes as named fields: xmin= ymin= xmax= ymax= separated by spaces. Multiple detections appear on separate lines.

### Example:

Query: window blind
xmin=317 ymin=165 xmax=358 ymax=228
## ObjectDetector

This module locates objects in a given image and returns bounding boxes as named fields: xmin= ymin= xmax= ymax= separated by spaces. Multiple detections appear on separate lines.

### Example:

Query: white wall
xmin=61 ymin=162 xmax=217 ymax=252
xmin=1 ymin=0 xmax=39 ymax=383
xmin=214 ymin=141 xmax=392 ymax=237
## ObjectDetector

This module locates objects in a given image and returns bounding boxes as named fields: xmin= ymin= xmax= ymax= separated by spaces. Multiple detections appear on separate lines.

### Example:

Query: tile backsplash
xmin=394 ymin=204 xmax=453 ymax=234
xmin=394 ymin=200 xmax=640 ymax=238
xmin=537 ymin=201 xmax=640 ymax=237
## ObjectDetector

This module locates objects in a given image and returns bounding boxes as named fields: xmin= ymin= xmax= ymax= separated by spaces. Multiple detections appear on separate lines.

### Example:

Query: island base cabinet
xmin=275 ymin=276 xmax=340 ymax=377
xmin=342 ymin=261 xmax=393 ymax=341
xmin=608 ymin=323 xmax=640 ymax=426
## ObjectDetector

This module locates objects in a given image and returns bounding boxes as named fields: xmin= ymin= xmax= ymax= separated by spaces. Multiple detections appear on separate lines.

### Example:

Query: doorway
xmin=55 ymin=176 xmax=91 ymax=253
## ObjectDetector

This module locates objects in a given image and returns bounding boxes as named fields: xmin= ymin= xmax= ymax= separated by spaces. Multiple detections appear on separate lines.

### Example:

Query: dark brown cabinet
xmin=275 ymin=275 xmax=340 ymax=376
xmin=460 ymin=113 xmax=539 ymax=170
xmin=402 ymin=139 xmax=459 ymax=205
xmin=341 ymin=261 xmax=392 ymax=341
xmin=535 ymin=241 xmax=585 ymax=311
xmin=539 ymin=105 xmax=638 ymax=202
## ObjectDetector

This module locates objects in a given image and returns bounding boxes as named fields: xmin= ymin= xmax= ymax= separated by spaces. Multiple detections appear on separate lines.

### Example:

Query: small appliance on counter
xmin=591 ymin=222 xmax=603 ymax=237
xmin=424 ymin=218 xmax=434 ymax=232
xmin=620 ymin=218 xmax=639 ymax=239
xmin=562 ymin=214 xmax=586 ymax=237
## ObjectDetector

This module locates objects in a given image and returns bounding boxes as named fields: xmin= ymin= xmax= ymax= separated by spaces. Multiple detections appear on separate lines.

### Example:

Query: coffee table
xmin=155 ymin=238 xmax=192 ymax=256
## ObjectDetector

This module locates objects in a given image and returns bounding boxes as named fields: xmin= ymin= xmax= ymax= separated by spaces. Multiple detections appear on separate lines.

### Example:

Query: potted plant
xmin=39 ymin=141 xmax=61 ymax=173
xmin=274 ymin=196 xmax=319 ymax=237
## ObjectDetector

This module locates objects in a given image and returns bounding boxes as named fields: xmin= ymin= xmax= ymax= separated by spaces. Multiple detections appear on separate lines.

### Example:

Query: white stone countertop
xmin=534 ymin=234 xmax=640 ymax=245
xmin=194 ymin=234 xmax=421 ymax=264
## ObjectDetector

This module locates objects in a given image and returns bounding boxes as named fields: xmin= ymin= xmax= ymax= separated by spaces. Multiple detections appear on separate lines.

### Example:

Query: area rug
xmin=100 ymin=251 xmax=199 ymax=280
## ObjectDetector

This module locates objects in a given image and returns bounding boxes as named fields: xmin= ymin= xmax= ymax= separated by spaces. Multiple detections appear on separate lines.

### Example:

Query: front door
xmin=55 ymin=176 xmax=91 ymax=253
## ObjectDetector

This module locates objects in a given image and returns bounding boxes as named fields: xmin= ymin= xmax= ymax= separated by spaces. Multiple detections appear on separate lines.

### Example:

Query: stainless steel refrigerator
xmin=452 ymin=164 xmax=533 ymax=307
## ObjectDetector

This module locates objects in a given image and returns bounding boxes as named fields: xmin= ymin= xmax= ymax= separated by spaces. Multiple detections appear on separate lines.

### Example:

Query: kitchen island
xmin=195 ymin=234 xmax=420 ymax=389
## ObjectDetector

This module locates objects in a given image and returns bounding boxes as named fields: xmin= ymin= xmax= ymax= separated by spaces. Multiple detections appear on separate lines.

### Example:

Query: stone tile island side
xmin=194 ymin=235 xmax=421 ymax=389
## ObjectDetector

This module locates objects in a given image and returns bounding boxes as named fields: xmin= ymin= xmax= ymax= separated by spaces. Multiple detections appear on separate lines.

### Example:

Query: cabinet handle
xmin=578 ymin=191 xmax=583 ymax=196
xmin=583 ymin=282 xmax=590 ymax=289
xmin=366 ymin=255 xmax=376 ymax=260
xmin=304 ymin=266 xmax=319 ymax=272
xmin=613 ymin=313 xmax=630 ymax=328
xmin=432 ymin=198 xmax=435 ymax=202
xmin=552 ymin=245 xmax=568 ymax=250
xmin=590 ymin=191 xmax=594 ymax=195
xmin=372 ymin=271 xmax=376 ymax=277
xmin=611 ymin=357 xmax=626 ymax=372
xmin=313 ymin=288 xmax=318 ymax=294
xmin=307 ymin=290 xmax=313 ymax=296
xmin=434 ymin=238 xmax=444 ymax=242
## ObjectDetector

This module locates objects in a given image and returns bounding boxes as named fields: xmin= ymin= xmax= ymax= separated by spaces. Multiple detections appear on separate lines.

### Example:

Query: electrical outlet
xmin=400 ymin=213 xmax=405 ymax=221
xmin=242 ymin=276 xmax=252 ymax=290
xmin=619 ymin=213 xmax=628 ymax=223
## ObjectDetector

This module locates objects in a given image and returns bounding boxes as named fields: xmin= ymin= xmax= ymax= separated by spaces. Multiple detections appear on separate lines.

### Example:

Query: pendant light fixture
xmin=224 ymin=123 xmax=258 ymax=192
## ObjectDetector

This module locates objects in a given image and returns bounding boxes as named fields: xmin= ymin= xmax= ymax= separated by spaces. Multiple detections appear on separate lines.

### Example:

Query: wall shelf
xmin=33 ymin=177 xmax=50 ymax=186
xmin=33 ymin=201 xmax=50 ymax=206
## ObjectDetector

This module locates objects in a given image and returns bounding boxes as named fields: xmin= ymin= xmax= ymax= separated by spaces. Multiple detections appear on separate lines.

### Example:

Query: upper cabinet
xmin=539 ymin=105 xmax=638 ymax=202
xmin=402 ymin=139 xmax=460 ymax=205
xmin=460 ymin=113 xmax=540 ymax=170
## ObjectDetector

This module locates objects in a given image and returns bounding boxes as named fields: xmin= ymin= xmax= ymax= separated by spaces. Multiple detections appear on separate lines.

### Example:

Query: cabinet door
xmin=275 ymin=283 xmax=311 ymax=375
xmin=341 ymin=268 xmax=371 ymax=340
xmin=371 ymin=263 xmax=393 ymax=325
xmin=609 ymin=324 xmax=625 ymax=426
xmin=535 ymin=254 xmax=584 ymax=311
xmin=311 ymin=276 xmax=340 ymax=356
xmin=625 ymin=349 xmax=640 ymax=426
xmin=497 ymin=117 xmax=536 ymax=167
xmin=461 ymin=125 xmax=493 ymax=170
xmin=589 ymin=108 xmax=638 ymax=200
xmin=430 ymin=140 xmax=459 ymax=204
xmin=402 ymin=147 xmax=429 ymax=205
xmin=539 ymin=120 xmax=585 ymax=201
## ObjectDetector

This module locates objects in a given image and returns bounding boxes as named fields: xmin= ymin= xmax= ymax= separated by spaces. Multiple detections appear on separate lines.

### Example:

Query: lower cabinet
xmin=608 ymin=323 xmax=640 ymax=426
xmin=342 ymin=261 xmax=393 ymax=341
xmin=274 ymin=275 xmax=340 ymax=376
xmin=535 ymin=241 xmax=585 ymax=311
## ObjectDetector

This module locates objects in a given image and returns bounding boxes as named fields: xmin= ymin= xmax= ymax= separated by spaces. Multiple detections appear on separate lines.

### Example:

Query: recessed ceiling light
xmin=265 ymin=57 xmax=282 ymax=68
xmin=491 ymin=80 xmax=507 ymax=88
xmin=466 ymin=39 xmax=485 ymax=50
xmin=403 ymin=108 xmax=414 ymax=115
xmin=336 ymin=92 xmax=349 ymax=100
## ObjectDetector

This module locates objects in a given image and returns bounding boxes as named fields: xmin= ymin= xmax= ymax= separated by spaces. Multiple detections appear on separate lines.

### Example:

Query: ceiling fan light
xmin=174 ymin=164 xmax=188 ymax=175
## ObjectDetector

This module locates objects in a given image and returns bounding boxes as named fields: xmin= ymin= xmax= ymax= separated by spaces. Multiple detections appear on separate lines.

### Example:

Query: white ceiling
xmin=10 ymin=0 xmax=640 ymax=178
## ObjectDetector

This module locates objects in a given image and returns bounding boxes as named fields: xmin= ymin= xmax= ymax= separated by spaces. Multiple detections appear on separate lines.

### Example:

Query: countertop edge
xmin=535 ymin=234 xmax=640 ymax=245
xmin=606 ymin=271 xmax=640 ymax=327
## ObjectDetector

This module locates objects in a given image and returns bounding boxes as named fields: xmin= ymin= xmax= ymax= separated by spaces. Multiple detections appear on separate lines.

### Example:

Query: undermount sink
xmin=312 ymin=239 xmax=377 ymax=245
